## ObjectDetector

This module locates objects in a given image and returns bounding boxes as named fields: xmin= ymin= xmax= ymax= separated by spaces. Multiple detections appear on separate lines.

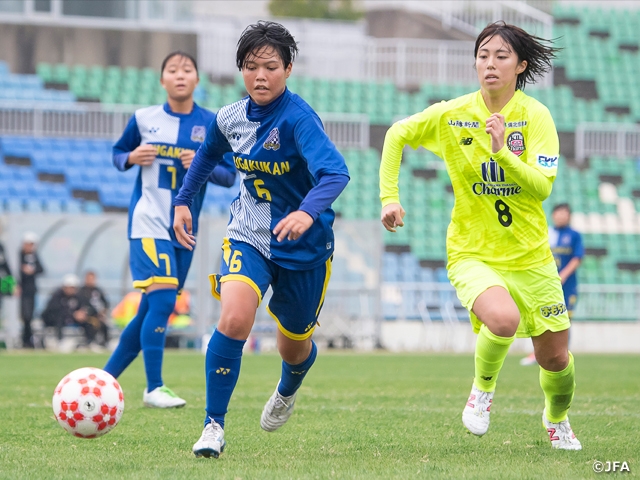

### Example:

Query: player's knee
xmin=480 ymin=306 xmax=519 ymax=337
xmin=538 ymin=350 xmax=569 ymax=372
xmin=218 ymin=310 xmax=254 ymax=340
xmin=278 ymin=337 xmax=312 ymax=365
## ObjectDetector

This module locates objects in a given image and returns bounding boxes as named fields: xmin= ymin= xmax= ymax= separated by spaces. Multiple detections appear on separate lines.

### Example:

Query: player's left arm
xmin=273 ymin=114 xmax=350 ymax=242
xmin=173 ymin=118 xmax=232 ymax=249
xmin=559 ymin=232 xmax=584 ymax=283
xmin=488 ymin=108 xmax=558 ymax=201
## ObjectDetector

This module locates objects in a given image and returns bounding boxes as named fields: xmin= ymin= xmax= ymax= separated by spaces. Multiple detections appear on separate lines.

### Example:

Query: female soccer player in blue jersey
xmin=103 ymin=52 xmax=236 ymax=408
xmin=380 ymin=22 xmax=581 ymax=450
xmin=173 ymin=21 xmax=350 ymax=458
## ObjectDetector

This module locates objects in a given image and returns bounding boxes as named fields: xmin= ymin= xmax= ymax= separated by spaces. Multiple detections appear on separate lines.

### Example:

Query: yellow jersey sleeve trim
xmin=315 ymin=257 xmax=333 ymax=317
xmin=220 ymin=274 xmax=263 ymax=306
xmin=132 ymin=276 xmax=179 ymax=289
xmin=266 ymin=305 xmax=316 ymax=341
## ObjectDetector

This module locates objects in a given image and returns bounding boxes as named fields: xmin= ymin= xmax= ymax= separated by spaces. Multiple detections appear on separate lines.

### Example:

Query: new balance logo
xmin=149 ymin=127 xmax=160 ymax=133
xmin=291 ymin=370 xmax=307 ymax=375
xmin=216 ymin=368 xmax=230 ymax=375
xmin=263 ymin=127 xmax=280 ymax=151
xmin=481 ymin=159 xmax=505 ymax=183
xmin=481 ymin=375 xmax=493 ymax=381
xmin=154 ymin=327 xmax=165 ymax=333
xmin=304 ymin=322 xmax=314 ymax=332
xmin=459 ymin=137 xmax=473 ymax=145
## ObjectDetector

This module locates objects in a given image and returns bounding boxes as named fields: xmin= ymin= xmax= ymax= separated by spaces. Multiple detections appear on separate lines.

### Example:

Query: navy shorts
xmin=130 ymin=238 xmax=193 ymax=290
xmin=210 ymin=238 xmax=332 ymax=341
xmin=564 ymin=290 xmax=578 ymax=318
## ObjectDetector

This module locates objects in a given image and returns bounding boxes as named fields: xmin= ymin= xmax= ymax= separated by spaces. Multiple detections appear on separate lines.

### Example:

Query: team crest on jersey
xmin=190 ymin=125 xmax=206 ymax=143
xmin=263 ymin=128 xmax=280 ymax=151
xmin=507 ymin=131 xmax=525 ymax=156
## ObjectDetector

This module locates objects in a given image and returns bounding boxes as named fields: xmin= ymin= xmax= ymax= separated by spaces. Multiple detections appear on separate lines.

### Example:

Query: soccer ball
xmin=52 ymin=367 xmax=124 ymax=439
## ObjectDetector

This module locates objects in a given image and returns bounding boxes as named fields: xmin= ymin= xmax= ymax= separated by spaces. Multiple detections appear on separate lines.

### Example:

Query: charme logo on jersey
xmin=472 ymin=158 xmax=522 ymax=196
xmin=233 ymin=156 xmax=290 ymax=176
xmin=263 ymin=128 xmax=280 ymax=151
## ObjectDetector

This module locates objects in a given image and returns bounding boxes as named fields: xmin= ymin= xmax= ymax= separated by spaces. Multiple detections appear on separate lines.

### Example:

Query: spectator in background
xmin=78 ymin=270 xmax=110 ymax=348
xmin=0 ymin=232 xmax=16 ymax=314
xmin=19 ymin=232 xmax=44 ymax=348
xmin=41 ymin=274 xmax=85 ymax=345
xmin=521 ymin=203 xmax=584 ymax=366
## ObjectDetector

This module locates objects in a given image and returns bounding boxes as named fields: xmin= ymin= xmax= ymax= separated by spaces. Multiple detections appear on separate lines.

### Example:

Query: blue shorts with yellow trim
xmin=130 ymin=238 xmax=194 ymax=290
xmin=210 ymin=238 xmax=332 ymax=341
xmin=564 ymin=289 xmax=578 ymax=318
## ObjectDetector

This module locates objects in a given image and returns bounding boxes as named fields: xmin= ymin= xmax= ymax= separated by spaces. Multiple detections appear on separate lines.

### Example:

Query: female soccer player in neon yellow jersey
xmin=380 ymin=21 xmax=581 ymax=450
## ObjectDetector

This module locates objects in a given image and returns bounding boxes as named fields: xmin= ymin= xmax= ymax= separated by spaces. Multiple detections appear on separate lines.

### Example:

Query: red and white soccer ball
xmin=52 ymin=367 xmax=124 ymax=439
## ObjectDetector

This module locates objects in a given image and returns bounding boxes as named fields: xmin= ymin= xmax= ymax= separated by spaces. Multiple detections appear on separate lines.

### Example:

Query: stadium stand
xmin=3 ymin=4 xmax=640 ymax=292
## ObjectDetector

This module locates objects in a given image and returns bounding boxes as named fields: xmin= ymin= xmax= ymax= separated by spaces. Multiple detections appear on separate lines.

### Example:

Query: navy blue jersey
xmin=113 ymin=102 xmax=236 ymax=249
xmin=175 ymin=88 xmax=349 ymax=270
xmin=549 ymin=226 xmax=584 ymax=294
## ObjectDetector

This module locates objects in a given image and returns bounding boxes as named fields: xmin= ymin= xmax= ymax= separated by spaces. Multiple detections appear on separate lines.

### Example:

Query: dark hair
xmin=553 ymin=203 xmax=571 ymax=213
xmin=236 ymin=21 xmax=298 ymax=70
xmin=474 ymin=21 xmax=559 ymax=90
xmin=160 ymin=51 xmax=198 ymax=77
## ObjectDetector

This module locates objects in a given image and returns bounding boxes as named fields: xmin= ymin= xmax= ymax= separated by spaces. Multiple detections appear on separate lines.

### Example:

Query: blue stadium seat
xmin=64 ymin=199 xmax=83 ymax=213
xmin=5 ymin=199 xmax=23 ymax=213
xmin=0 ymin=61 xmax=9 ymax=75
xmin=8 ymin=181 xmax=30 ymax=199
xmin=25 ymin=199 xmax=43 ymax=213
xmin=81 ymin=168 xmax=101 ymax=190
xmin=84 ymin=201 xmax=103 ymax=214
xmin=65 ymin=170 xmax=85 ymax=189
xmin=1 ymin=136 xmax=32 ymax=157
xmin=435 ymin=268 xmax=449 ymax=283
xmin=67 ymin=151 xmax=86 ymax=169
xmin=46 ymin=199 xmax=64 ymax=213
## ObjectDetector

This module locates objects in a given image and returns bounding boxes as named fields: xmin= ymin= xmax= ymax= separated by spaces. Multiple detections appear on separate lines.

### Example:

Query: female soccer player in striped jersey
xmin=103 ymin=52 xmax=236 ymax=408
xmin=173 ymin=21 xmax=349 ymax=458
xmin=380 ymin=21 xmax=581 ymax=450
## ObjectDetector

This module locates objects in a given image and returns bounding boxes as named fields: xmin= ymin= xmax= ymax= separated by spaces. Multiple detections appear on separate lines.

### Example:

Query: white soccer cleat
xmin=543 ymin=409 xmax=582 ymax=450
xmin=260 ymin=386 xmax=297 ymax=432
xmin=462 ymin=383 xmax=494 ymax=436
xmin=193 ymin=419 xmax=226 ymax=458
xmin=143 ymin=385 xmax=186 ymax=408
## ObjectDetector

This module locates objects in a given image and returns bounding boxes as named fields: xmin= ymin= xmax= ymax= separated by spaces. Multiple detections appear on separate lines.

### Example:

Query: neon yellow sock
xmin=540 ymin=351 xmax=575 ymax=423
xmin=474 ymin=324 xmax=515 ymax=392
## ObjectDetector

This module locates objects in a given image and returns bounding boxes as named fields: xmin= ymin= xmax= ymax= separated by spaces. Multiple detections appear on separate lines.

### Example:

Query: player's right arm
xmin=379 ymin=103 xmax=445 ymax=232
xmin=173 ymin=116 xmax=232 ymax=249
xmin=112 ymin=115 xmax=157 ymax=171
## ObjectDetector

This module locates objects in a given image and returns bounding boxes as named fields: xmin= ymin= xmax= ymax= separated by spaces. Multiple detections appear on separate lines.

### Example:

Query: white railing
xmin=366 ymin=39 xmax=477 ymax=88
xmin=0 ymin=102 xmax=370 ymax=149
xmin=366 ymin=0 xmax=554 ymax=38
xmin=382 ymin=282 xmax=640 ymax=322
xmin=575 ymin=123 xmax=640 ymax=164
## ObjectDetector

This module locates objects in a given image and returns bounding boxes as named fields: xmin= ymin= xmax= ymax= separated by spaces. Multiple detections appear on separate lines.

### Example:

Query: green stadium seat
xmin=36 ymin=62 xmax=53 ymax=83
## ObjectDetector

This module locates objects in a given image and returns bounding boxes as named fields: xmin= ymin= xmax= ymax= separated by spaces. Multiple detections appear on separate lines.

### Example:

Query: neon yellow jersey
xmin=380 ymin=90 xmax=559 ymax=270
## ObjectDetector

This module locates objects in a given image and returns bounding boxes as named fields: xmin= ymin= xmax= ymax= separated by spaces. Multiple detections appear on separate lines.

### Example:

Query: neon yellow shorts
xmin=448 ymin=258 xmax=570 ymax=338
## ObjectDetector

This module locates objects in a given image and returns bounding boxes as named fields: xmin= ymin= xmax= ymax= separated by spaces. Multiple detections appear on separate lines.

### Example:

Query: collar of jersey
xmin=476 ymin=89 xmax=523 ymax=117
xmin=247 ymin=88 xmax=289 ymax=119
xmin=163 ymin=102 xmax=197 ymax=117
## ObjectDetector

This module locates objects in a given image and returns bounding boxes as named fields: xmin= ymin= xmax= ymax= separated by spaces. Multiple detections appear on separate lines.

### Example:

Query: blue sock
xmin=204 ymin=329 xmax=245 ymax=429
xmin=140 ymin=289 xmax=177 ymax=392
xmin=278 ymin=341 xmax=318 ymax=397
xmin=104 ymin=293 xmax=149 ymax=378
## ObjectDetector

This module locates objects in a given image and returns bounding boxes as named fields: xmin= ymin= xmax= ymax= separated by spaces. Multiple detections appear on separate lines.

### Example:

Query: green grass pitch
xmin=0 ymin=351 xmax=638 ymax=479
